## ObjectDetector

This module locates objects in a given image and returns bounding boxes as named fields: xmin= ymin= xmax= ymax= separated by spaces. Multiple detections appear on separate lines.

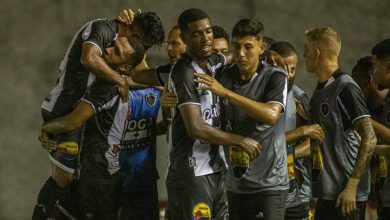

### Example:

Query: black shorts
xmin=285 ymin=202 xmax=310 ymax=220
xmin=49 ymin=130 xmax=81 ymax=173
xmin=76 ymin=136 xmax=121 ymax=220
xmin=227 ymin=189 xmax=288 ymax=220
xmin=166 ymin=172 xmax=228 ymax=220
xmin=42 ymin=108 xmax=81 ymax=173
xmin=119 ymin=183 xmax=159 ymax=220
xmin=314 ymin=199 xmax=366 ymax=220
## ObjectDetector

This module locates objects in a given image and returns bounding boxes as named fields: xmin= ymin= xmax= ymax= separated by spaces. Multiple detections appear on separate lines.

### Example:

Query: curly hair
xmin=133 ymin=12 xmax=165 ymax=48
xmin=372 ymin=39 xmax=390 ymax=60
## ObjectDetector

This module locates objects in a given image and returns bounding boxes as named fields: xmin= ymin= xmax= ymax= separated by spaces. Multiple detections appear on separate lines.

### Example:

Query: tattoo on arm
xmin=351 ymin=117 xmax=377 ymax=179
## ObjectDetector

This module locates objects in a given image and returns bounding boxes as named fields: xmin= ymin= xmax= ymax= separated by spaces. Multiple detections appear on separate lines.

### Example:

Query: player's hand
xmin=194 ymin=73 xmax=229 ymax=98
xmin=263 ymin=50 xmax=291 ymax=74
xmin=238 ymin=137 xmax=262 ymax=161
xmin=38 ymin=128 xmax=57 ymax=152
xmin=336 ymin=178 xmax=359 ymax=216
xmin=117 ymin=9 xmax=141 ymax=25
xmin=160 ymin=85 xmax=177 ymax=108
xmin=118 ymin=76 xmax=129 ymax=102
xmin=301 ymin=124 xmax=325 ymax=142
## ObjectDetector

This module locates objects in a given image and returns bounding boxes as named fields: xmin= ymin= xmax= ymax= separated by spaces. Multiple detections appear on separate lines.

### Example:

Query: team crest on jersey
xmin=189 ymin=157 xmax=197 ymax=168
xmin=320 ymin=102 xmax=330 ymax=117
xmin=146 ymin=94 xmax=157 ymax=107
xmin=386 ymin=111 xmax=390 ymax=125
xmin=192 ymin=202 xmax=211 ymax=220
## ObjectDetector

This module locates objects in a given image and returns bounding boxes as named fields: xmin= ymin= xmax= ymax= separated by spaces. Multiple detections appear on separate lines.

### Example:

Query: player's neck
xmin=316 ymin=61 xmax=339 ymax=83
xmin=190 ymin=54 xmax=209 ymax=68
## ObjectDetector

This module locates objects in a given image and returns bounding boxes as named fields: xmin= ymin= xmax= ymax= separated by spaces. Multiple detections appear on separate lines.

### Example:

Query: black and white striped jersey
xmin=41 ymin=19 xmax=118 ymax=120
xmin=167 ymin=53 xmax=227 ymax=179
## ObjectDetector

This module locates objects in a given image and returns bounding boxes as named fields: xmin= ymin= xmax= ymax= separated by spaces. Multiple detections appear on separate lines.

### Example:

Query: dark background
xmin=0 ymin=0 xmax=389 ymax=219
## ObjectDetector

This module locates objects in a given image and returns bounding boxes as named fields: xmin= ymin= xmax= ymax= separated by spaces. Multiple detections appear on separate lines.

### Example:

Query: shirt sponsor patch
xmin=193 ymin=202 xmax=211 ymax=220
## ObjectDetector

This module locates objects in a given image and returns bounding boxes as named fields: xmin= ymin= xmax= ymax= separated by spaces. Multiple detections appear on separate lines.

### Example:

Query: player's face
xmin=372 ymin=55 xmax=390 ymax=89
xmin=304 ymin=41 xmax=318 ymax=73
xmin=166 ymin=28 xmax=187 ymax=64
xmin=212 ymin=38 xmax=229 ymax=56
xmin=103 ymin=37 xmax=134 ymax=70
xmin=284 ymin=54 xmax=298 ymax=85
xmin=232 ymin=35 xmax=264 ymax=74
xmin=182 ymin=18 xmax=213 ymax=58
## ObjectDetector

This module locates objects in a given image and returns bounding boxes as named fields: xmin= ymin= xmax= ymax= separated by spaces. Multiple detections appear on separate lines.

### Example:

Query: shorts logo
xmin=57 ymin=141 xmax=79 ymax=155
xmin=146 ymin=94 xmax=157 ymax=107
xmin=189 ymin=157 xmax=196 ymax=168
xmin=320 ymin=102 xmax=330 ymax=117
xmin=192 ymin=202 xmax=211 ymax=220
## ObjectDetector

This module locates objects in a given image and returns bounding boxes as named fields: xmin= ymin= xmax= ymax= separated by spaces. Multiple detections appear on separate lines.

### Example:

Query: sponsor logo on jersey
xmin=192 ymin=202 xmax=211 ymax=220
xmin=202 ymin=103 xmax=221 ymax=121
xmin=320 ymin=102 xmax=330 ymax=117
xmin=57 ymin=141 xmax=79 ymax=155
xmin=146 ymin=93 xmax=157 ymax=107
xmin=122 ymin=118 xmax=153 ymax=148
xmin=44 ymin=94 xmax=52 ymax=102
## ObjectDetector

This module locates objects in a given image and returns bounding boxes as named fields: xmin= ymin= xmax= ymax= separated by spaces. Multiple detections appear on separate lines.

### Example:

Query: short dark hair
xmin=127 ymin=37 xmax=145 ymax=67
xmin=212 ymin=25 xmax=230 ymax=42
xmin=232 ymin=19 xmax=264 ymax=40
xmin=133 ymin=12 xmax=165 ymax=47
xmin=178 ymin=8 xmax=210 ymax=32
xmin=269 ymin=41 xmax=297 ymax=58
xmin=351 ymin=56 xmax=373 ymax=88
xmin=371 ymin=39 xmax=390 ymax=60
xmin=263 ymin=36 xmax=276 ymax=49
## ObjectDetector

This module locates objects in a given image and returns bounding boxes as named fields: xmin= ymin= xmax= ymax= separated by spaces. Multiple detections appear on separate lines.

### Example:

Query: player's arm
xmin=375 ymin=144 xmax=390 ymax=157
xmin=371 ymin=119 xmax=390 ymax=143
xmin=129 ymin=65 xmax=171 ymax=86
xmin=81 ymin=43 xmax=126 ymax=87
xmin=336 ymin=84 xmax=377 ymax=216
xmin=294 ymin=138 xmax=311 ymax=158
xmin=285 ymin=124 xmax=324 ymax=143
xmin=194 ymin=71 xmax=286 ymax=125
xmin=179 ymin=104 xmax=261 ymax=160
xmin=41 ymin=101 xmax=94 ymax=135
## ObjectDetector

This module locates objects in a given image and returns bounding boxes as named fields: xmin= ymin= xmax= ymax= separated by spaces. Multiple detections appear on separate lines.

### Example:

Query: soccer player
xmin=166 ymin=8 xmax=261 ymax=220
xmin=196 ymin=18 xmax=289 ymax=220
xmin=304 ymin=27 xmax=376 ymax=219
xmin=39 ymin=37 xmax=145 ymax=219
xmin=212 ymin=25 xmax=230 ymax=56
xmin=166 ymin=25 xmax=187 ymax=64
xmin=351 ymin=56 xmax=389 ymax=220
xmin=34 ymin=11 xmax=164 ymax=219
xmin=118 ymin=86 xmax=170 ymax=220
xmin=270 ymin=41 xmax=325 ymax=220
xmin=370 ymin=39 xmax=390 ymax=220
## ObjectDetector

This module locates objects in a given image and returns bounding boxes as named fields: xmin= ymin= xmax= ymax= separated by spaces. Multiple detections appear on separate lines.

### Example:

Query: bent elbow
xmin=187 ymin=125 xmax=203 ymax=139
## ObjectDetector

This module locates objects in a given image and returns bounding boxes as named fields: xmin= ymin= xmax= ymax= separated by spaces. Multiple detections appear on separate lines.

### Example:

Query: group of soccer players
xmin=32 ymin=6 xmax=390 ymax=220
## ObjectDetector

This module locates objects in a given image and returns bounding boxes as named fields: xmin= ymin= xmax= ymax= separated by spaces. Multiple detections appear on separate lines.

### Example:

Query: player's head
xmin=352 ymin=56 xmax=389 ymax=109
xmin=263 ymin=36 xmax=276 ymax=50
xmin=166 ymin=25 xmax=187 ymax=64
xmin=304 ymin=27 xmax=341 ymax=73
xmin=269 ymin=41 xmax=298 ymax=87
xmin=231 ymin=18 xmax=265 ymax=74
xmin=131 ymin=12 xmax=165 ymax=50
xmin=178 ymin=8 xmax=213 ymax=58
xmin=103 ymin=37 xmax=145 ymax=72
xmin=212 ymin=25 xmax=229 ymax=55
xmin=371 ymin=39 xmax=390 ymax=89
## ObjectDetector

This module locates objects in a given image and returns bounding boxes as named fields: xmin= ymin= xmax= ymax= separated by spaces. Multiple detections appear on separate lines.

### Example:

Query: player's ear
xmin=119 ymin=64 xmax=133 ymax=74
